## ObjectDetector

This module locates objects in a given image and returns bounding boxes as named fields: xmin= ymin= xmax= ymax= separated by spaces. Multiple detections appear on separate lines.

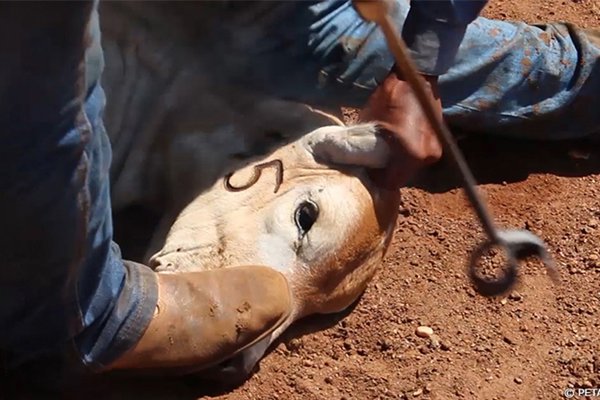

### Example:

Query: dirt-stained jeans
xmin=217 ymin=1 xmax=599 ymax=139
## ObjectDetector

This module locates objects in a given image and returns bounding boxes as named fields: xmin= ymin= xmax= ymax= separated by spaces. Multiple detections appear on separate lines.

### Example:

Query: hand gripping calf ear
xmin=303 ymin=123 xmax=391 ymax=169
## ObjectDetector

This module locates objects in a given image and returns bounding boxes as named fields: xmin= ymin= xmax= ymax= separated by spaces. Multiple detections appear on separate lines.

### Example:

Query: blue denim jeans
xmin=0 ymin=2 xmax=157 ymax=372
xmin=218 ymin=1 xmax=599 ymax=139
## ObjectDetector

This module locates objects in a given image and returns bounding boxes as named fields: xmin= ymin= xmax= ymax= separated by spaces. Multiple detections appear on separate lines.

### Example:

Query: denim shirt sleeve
xmin=402 ymin=0 xmax=488 ymax=75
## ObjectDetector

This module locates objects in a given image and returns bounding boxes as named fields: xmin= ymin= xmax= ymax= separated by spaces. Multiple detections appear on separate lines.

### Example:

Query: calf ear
xmin=303 ymin=123 xmax=391 ymax=168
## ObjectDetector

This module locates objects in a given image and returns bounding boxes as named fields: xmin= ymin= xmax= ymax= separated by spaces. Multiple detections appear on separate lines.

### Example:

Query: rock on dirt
xmin=415 ymin=326 xmax=434 ymax=338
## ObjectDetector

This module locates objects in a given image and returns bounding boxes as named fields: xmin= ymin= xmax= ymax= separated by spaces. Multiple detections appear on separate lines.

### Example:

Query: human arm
xmin=353 ymin=0 xmax=488 ymax=188
xmin=0 ymin=1 xmax=290 ymax=378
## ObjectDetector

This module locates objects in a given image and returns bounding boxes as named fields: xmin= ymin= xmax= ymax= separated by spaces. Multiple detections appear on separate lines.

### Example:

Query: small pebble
xmin=503 ymin=335 xmax=516 ymax=345
xmin=508 ymin=292 xmax=522 ymax=301
xmin=514 ymin=377 xmax=523 ymax=384
xmin=413 ymin=388 xmax=423 ymax=397
xmin=286 ymin=338 xmax=302 ymax=352
xmin=302 ymin=359 xmax=314 ymax=367
xmin=429 ymin=334 xmax=441 ymax=349
xmin=416 ymin=326 xmax=434 ymax=338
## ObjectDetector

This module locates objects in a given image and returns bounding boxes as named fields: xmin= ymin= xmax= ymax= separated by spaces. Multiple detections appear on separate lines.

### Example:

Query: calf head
xmin=149 ymin=120 xmax=400 ymax=378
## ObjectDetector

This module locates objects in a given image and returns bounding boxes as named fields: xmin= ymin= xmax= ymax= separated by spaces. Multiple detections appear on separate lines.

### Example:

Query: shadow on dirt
xmin=196 ymin=298 xmax=361 ymax=398
xmin=409 ymin=134 xmax=600 ymax=194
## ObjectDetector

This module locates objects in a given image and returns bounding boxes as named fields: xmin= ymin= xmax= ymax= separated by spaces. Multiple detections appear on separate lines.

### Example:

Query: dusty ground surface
xmin=4 ymin=1 xmax=599 ymax=399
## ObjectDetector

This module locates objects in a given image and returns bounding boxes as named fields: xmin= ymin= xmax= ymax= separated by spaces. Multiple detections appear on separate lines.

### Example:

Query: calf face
xmin=148 ymin=121 xmax=400 ymax=377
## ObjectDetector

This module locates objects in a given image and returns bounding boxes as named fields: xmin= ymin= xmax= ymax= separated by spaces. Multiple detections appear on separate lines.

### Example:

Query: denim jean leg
xmin=0 ymin=2 xmax=157 ymax=374
xmin=223 ymin=1 xmax=598 ymax=140
xmin=216 ymin=0 xmax=405 ymax=108
xmin=72 ymin=84 xmax=159 ymax=371
xmin=439 ymin=19 xmax=600 ymax=139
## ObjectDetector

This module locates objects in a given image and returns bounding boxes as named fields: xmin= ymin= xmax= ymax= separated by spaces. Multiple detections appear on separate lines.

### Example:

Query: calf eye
xmin=294 ymin=201 xmax=319 ymax=235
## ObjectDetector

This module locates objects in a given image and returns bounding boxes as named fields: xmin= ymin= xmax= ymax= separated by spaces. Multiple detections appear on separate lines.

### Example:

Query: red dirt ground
xmin=6 ymin=1 xmax=599 ymax=399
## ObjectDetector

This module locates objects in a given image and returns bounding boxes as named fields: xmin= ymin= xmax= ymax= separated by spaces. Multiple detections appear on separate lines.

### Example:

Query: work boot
xmin=105 ymin=265 xmax=291 ymax=375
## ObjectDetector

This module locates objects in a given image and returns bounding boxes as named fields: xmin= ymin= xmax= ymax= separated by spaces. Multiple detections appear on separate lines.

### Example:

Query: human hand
xmin=359 ymin=69 xmax=443 ymax=189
